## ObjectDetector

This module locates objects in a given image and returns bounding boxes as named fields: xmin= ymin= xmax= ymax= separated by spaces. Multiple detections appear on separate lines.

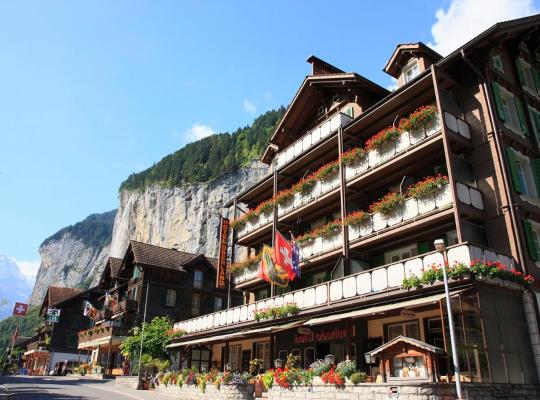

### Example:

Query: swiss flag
xmin=274 ymin=231 xmax=295 ymax=280
xmin=12 ymin=302 xmax=28 ymax=317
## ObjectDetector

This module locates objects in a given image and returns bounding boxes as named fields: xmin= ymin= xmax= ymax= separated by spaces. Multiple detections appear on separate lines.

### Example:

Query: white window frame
xmin=165 ymin=288 xmax=176 ymax=307
xmin=518 ymin=58 xmax=538 ymax=96
xmin=498 ymin=85 xmax=525 ymax=135
xmin=492 ymin=54 xmax=504 ymax=72
xmin=385 ymin=243 xmax=418 ymax=264
xmin=403 ymin=60 xmax=420 ymax=83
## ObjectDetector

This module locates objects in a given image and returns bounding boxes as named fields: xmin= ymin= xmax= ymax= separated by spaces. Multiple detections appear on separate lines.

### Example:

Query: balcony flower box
xmin=277 ymin=195 xmax=294 ymax=215
xmin=387 ymin=205 xmax=404 ymax=226
xmin=407 ymin=127 xmax=426 ymax=145
xmin=425 ymin=117 xmax=440 ymax=136
xmin=434 ymin=185 xmax=452 ymax=207
xmin=395 ymin=132 xmax=410 ymax=153
xmin=348 ymin=224 xmax=361 ymax=240
xmin=293 ymin=192 xmax=303 ymax=208
xmin=320 ymin=171 xmax=339 ymax=193
xmin=322 ymin=231 xmax=342 ymax=252
xmin=403 ymin=197 xmax=419 ymax=220
xmin=312 ymin=237 xmax=323 ymax=255
xmin=299 ymin=240 xmax=314 ymax=259
xmin=378 ymin=140 xmax=397 ymax=163
xmin=417 ymin=193 xmax=436 ymax=214
xmin=372 ymin=212 xmax=388 ymax=231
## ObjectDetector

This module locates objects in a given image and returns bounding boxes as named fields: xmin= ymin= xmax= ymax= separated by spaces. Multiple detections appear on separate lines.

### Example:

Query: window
xmin=446 ymin=230 xmax=459 ymax=246
xmin=528 ymin=106 xmax=540 ymax=142
xmin=506 ymin=147 xmax=540 ymax=199
xmin=132 ymin=266 xmax=141 ymax=280
xmin=492 ymin=82 xmax=528 ymax=135
xmin=492 ymin=54 xmax=504 ymax=72
xmin=312 ymin=271 xmax=327 ymax=285
xmin=278 ymin=350 xmax=288 ymax=362
xmin=385 ymin=320 xmax=420 ymax=341
xmin=384 ymin=244 xmax=418 ymax=264
xmin=524 ymin=219 xmax=540 ymax=261
xmin=317 ymin=105 xmax=325 ymax=117
xmin=165 ymin=289 xmax=176 ymax=307
xmin=304 ymin=347 xmax=315 ymax=369
xmin=255 ymin=342 xmax=271 ymax=370
xmin=194 ymin=269 xmax=203 ymax=289
xmin=128 ymin=286 xmax=139 ymax=301
xmin=191 ymin=293 xmax=201 ymax=315
xmin=191 ymin=348 xmax=210 ymax=372
xmin=214 ymin=297 xmax=223 ymax=312
xmin=229 ymin=345 xmax=242 ymax=371
xmin=403 ymin=61 xmax=419 ymax=83
xmin=516 ymin=58 xmax=539 ymax=95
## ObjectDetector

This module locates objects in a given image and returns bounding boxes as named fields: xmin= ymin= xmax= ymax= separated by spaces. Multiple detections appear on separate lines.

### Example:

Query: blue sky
xmin=0 ymin=0 xmax=538 ymax=277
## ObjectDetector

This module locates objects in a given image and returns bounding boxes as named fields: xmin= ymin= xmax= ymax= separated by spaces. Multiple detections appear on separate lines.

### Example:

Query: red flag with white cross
xmin=12 ymin=302 xmax=28 ymax=317
xmin=274 ymin=231 xmax=296 ymax=280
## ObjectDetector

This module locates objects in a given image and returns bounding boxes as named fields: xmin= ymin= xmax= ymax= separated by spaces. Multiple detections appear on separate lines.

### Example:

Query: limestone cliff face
xmin=110 ymin=161 xmax=268 ymax=259
xmin=29 ymin=236 xmax=111 ymax=305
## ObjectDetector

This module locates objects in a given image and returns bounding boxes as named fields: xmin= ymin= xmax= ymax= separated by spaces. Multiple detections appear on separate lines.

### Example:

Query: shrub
xmin=350 ymin=372 xmax=368 ymax=384
xmin=335 ymin=360 xmax=357 ymax=378
xmin=310 ymin=359 xmax=332 ymax=376
xmin=261 ymin=370 xmax=274 ymax=389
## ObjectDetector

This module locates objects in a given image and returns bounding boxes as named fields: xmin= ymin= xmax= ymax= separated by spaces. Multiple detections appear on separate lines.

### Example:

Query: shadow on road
xmin=0 ymin=376 xmax=114 ymax=399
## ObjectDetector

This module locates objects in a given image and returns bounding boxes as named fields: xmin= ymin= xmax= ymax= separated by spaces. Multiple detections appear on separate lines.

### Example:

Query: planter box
xmin=345 ymin=156 xmax=369 ymax=180
xmin=372 ymin=212 xmax=388 ymax=231
xmin=403 ymin=197 xmax=419 ymax=220
xmin=395 ymin=132 xmax=410 ymax=153
xmin=378 ymin=140 xmax=396 ymax=162
xmin=417 ymin=193 xmax=436 ymax=214
xmin=435 ymin=185 xmax=452 ymax=208
xmin=293 ymin=192 xmax=303 ymax=208
xmin=277 ymin=197 xmax=294 ymax=216
xmin=312 ymin=237 xmax=323 ymax=255
xmin=320 ymin=173 xmax=339 ymax=193
xmin=299 ymin=241 xmax=314 ymax=259
xmin=426 ymin=117 xmax=441 ymax=136
xmin=155 ymin=383 xmax=254 ymax=400
xmin=322 ymin=232 xmax=341 ymax=252
xmin=387 ymin=205 xmax=404 ymax=226
xmin=348 ymin=224 xmax=361 ymax=240
xmin=408 ymin=128 xmax=425 ymax=145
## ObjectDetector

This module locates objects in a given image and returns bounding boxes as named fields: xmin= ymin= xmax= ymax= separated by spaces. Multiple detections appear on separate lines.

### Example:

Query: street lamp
xmin=434 ymin=239 xmax=463 ymax=399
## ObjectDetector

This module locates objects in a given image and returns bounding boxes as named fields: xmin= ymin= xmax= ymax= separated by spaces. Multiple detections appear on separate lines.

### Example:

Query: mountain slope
xmin=29 ymin=210 xmax=116 ymax=305
xmin=120 ymin=108 xmax=285 ymax=191
xmin=0 ymin=255 xmax=33 ymax=320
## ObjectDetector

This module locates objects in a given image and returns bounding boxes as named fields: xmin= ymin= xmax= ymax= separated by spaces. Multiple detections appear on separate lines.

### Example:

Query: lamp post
xmin=434 ymin=239 xmax=463 ymax=399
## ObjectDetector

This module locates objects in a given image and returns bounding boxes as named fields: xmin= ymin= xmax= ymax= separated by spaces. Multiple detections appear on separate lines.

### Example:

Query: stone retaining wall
xmin=266 ymin=382 xmax=540 ymax=400
xmin=154 ymin=383 xmax=254 ymax=400
xmin=115 ymin=376 xmax=139 ymax=390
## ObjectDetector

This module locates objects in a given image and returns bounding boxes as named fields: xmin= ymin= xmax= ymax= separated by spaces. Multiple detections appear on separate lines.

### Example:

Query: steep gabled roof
xmin=384 ymin=42 xmax=442 ymax=78
xmin=46 ymin=286 xmax=83 ymax=308
xmin=108 ymin=257 xmax=123 ymax=278
xmin=126 ymin=240 xmax=194 ymax=272
xmin=368 ymin=335 xmax=444 ymax=357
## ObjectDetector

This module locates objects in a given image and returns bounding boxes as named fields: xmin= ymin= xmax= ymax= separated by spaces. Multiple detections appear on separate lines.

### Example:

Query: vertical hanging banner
xmin=216 ymin=217 xmax=229 ymax=288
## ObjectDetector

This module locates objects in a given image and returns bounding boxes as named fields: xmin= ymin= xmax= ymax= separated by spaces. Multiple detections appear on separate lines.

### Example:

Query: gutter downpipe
xmin=460 ymin=49 xmax=527 ymax=273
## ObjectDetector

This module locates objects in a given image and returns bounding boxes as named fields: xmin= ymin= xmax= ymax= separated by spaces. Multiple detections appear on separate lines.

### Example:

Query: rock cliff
xmin=110 ymin=161 xmax=268 ymax=258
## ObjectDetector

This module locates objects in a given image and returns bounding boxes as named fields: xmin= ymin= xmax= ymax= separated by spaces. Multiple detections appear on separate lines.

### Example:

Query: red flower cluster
xmin=273 ymin=368 xmax=291 ymax=388
xmin=320 ymin=368 xmax=344 ymax=386
xmin=365 ymin=126 xmax=402 ymax=152
xmin=407 ymin=174 xmax=449 ymax=199
xmin=399 ymin=105 xmax=438 ymax=131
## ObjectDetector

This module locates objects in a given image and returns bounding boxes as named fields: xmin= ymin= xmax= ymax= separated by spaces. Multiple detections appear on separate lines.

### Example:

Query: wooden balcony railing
xmin=178 ymin=244 xmax=515 ymax=334
xmin=78 ymin=325 xmax=129 ymax=344
xmin=27 ymin=341 xmax=48 ymax=352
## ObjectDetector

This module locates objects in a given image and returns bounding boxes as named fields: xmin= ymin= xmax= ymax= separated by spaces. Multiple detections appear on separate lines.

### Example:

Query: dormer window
xmin=317 ymin=105 xmax=325 ymax=117
xmin=403 ymin=61 xmax=420 ymax=83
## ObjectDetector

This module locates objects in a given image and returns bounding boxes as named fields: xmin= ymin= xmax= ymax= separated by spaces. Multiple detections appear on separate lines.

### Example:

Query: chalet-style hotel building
xmin=169 ymin=15 xmax=540 ymax=386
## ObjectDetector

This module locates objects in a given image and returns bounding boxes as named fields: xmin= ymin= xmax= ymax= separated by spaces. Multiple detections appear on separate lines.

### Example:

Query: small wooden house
xmin=367 ymin=335 xmax=444 ymax=382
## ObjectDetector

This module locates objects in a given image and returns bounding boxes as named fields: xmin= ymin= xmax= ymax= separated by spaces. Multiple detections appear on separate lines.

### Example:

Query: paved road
xmin=0 ymin=376 xmax=174 ymax=400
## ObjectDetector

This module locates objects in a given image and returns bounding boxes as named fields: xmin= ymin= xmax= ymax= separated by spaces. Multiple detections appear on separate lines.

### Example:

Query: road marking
xmin=81 ymin=384 xmax=149 ymax=400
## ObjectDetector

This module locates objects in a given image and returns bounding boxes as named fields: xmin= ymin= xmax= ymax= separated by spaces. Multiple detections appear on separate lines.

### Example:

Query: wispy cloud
xmin=263 ymin=91 xmax=273 ymax=102
xmin=429 ymin=0 xmax=537 ymax=55
xmin=12 ymin=258 xmax=40 ymax=285
xmin=182 ymin=123 xmax=216 ymax=141
xmin=242 ymin=99 xmax=257 ymax=114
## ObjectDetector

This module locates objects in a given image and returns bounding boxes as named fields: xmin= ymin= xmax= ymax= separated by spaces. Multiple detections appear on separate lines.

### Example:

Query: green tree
xmin=119 ymin=316 xmax=174 ymax=361
xmin=0 ymin=306 xmax=40 ymax=351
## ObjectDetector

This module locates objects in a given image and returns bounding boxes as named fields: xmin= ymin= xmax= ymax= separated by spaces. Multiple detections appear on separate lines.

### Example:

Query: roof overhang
xmin=384 ymin=43 xmax=442 ymax=78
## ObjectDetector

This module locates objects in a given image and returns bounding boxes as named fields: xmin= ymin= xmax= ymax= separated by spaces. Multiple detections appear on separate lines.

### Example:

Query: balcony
xmin=78 ymin=325 xmax=129 ymax=349
xmin=112 ymin=299 xmax=139 ymax=315
xmin=26 ymin=341 xmax=48 ymax=352
xmin=176 ymin=244 xmax=514 ymax=335
xmin=275 ymin=112 xmax=352 ymax=169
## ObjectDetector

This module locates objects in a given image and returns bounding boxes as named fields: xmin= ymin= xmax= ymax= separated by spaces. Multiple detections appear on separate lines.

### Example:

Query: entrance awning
xmin=167 ymin=320 xmax=305 ymax=349
xmin=304 ymin=292 xmax=459 ymax=326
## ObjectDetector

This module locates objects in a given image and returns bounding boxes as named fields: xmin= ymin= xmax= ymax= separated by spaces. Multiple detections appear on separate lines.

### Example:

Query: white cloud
xmin=429 ymin=0 xmax=537 ymax=55
xmin=183 ymin=123 xmax=216 ymax=141
xmin=12 ymin=258 xmax=40 ymax=285
xmin=242 ymin=99 xmax=257 ymax=114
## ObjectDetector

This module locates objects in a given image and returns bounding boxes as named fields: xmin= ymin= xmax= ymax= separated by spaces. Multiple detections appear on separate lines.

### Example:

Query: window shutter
xmin=417 ymin=241 xmax=430 ymax=255
xmin=531 ymin=159 xmax=540 ymax=197
xmin=161 ymin=287 xmax=167 ymax=306
xmin=506 ymin=148 xmax=524 ymax=193
xmin=514 ymin=96 xmax=529 ymax=135
xmin=532 ymin=109 xmax=540 ymax=141
xmin=516 ymin=59 xmax=527 ymax=88
xmin=524 ymin=220 xmax=539 ymax=261
xmin=491 ymin=82 xmax=506 ymax=121
xmin=533 ymin=67 xmax=540 ymax=95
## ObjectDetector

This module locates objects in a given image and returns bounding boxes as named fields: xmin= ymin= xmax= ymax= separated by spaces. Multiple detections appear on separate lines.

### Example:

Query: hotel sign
xmin=294 ymin=326 xmax=356 ymax=344
xmin=216 ymin=217 xmax=229 ymax=289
